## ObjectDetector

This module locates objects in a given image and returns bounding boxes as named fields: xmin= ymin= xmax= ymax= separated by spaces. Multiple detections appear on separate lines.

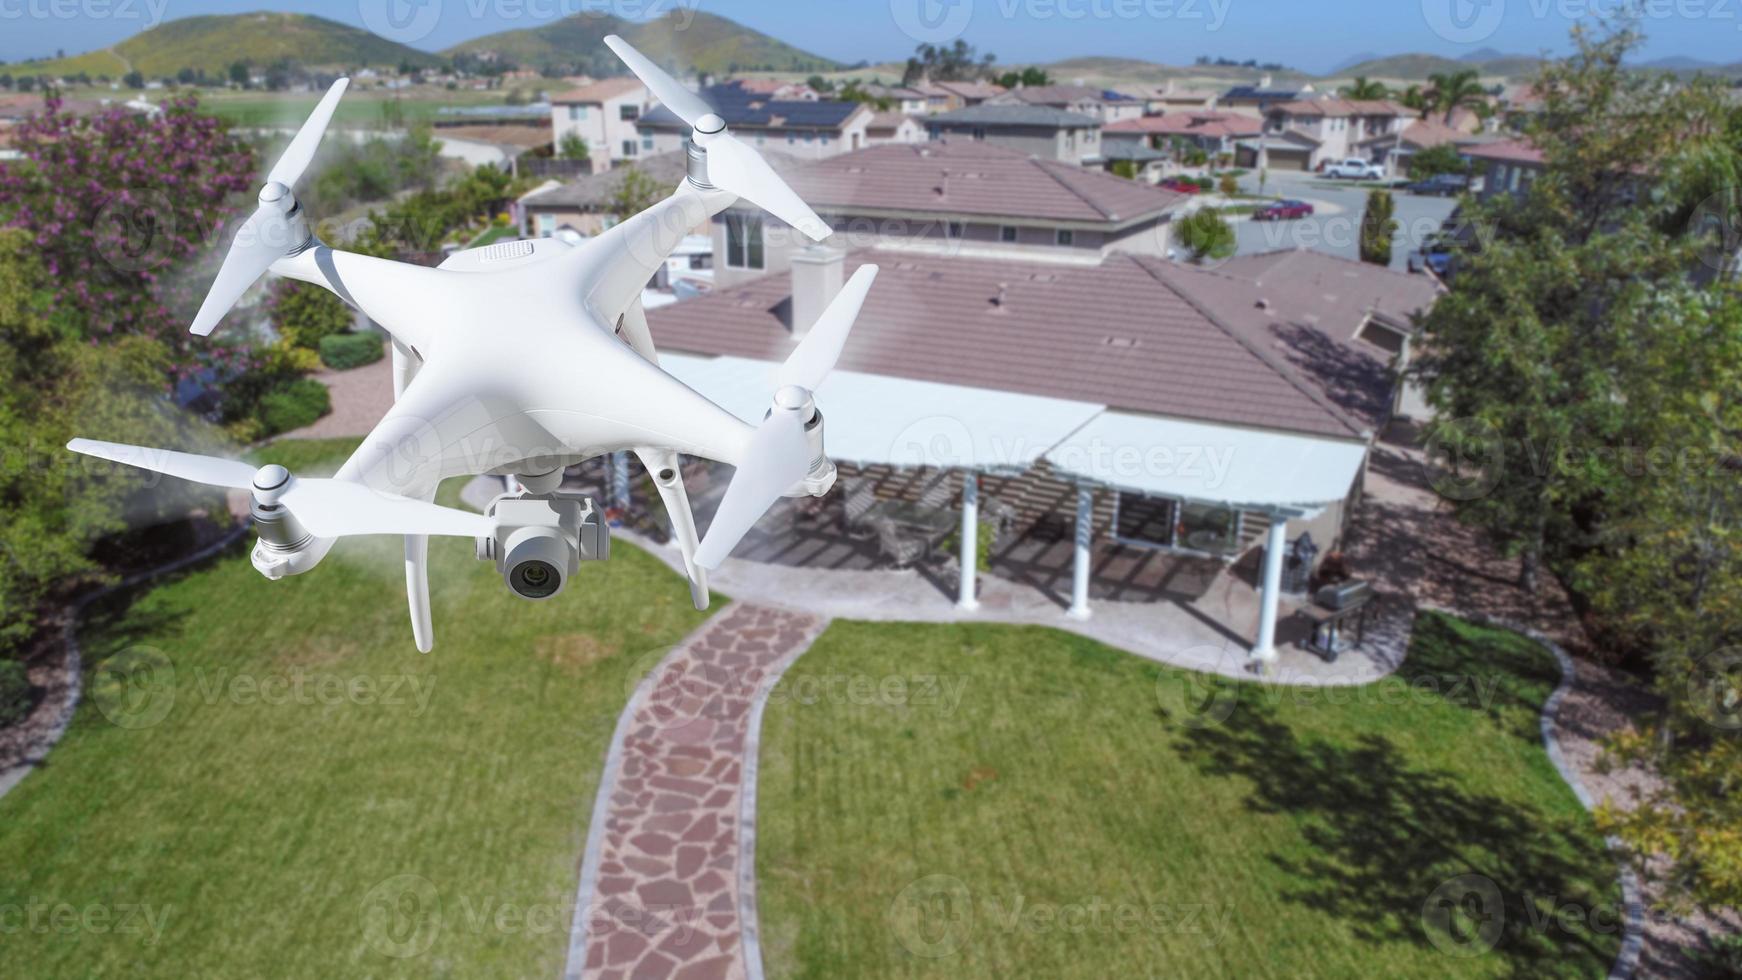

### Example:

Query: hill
xmin=14 ymin=12 xmax=440 ymax=78
xmin=446 ymin=11 xmax=839 ymax=75
xmin=1018 ymin=56 xmax=1314 ymax=88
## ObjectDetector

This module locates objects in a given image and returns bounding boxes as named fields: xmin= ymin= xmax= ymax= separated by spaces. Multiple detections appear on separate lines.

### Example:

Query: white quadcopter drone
xmin=67 ymin=36 xmax=877 ymax=652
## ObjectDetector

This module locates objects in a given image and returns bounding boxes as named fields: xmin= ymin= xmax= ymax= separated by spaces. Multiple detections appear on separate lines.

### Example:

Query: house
xmin=1104 ymin=111 xmax=1262 ymax=162
xmin=1237 ymin=98 xmax=1411 ymax=171
xmin=726 ymin=78 xmax=819 ymax=101
xmin=1220 ymin=75 xmax=1313 ymax=118
xmin=707 ymin=141 xmax=1187 ymax=287
xmin=516 ymin=150 xmax=800 ymax=239
xmin=925 ymin=104 xmax=1102 ymax=164
xmin=1464 ymin=138 xmax=1546 ymax=201
xmin=550 ymin=77 xmax=649 ymax=169
xmin=863 ymin=111 xmax=927 ymax=146
xmin=636 ymin=86 xmax=874 ymax=159
xmin=1145 ymin=80 xmax=1220 ymax=112
xmin=860 ymin=83 xmax=931 ymax=115
xmin=1096 ymin=133 xmax=1171 ymax=182
xmin=987 ymin=83 xmax=1146 ymax=124
xmin=1352 ymin=118 xmax=1472 ymax=174
xmin=644 ymin=242 xmax=1437 ymax=664
xmin=916 ymin=79 xmax=1007 ymax=111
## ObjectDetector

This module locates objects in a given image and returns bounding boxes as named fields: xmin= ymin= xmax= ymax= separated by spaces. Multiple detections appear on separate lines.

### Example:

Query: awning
xmin=658 ymin=354 xmax=1105 ymax=472
xmin=1043 ymin=412 xmax=1366 ymax=516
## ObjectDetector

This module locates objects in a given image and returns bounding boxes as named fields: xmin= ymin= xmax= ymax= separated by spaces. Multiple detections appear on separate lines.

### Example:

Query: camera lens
xmin=509 ymin=559 xmax=560 ymax=599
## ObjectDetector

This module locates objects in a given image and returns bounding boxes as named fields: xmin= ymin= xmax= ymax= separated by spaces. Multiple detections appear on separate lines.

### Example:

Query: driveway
xmin=1231 ymin=170 xmax=1460 ymax=271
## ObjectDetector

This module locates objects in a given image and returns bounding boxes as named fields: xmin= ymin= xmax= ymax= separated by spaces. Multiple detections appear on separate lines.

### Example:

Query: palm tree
xmin=1342 ymin=76 xmax=1389 ymax=100
xmin=1399 ymin=84 xmax=1429 ymax=118
xmin=1426 ymin=69 xmax=1485 ymax=124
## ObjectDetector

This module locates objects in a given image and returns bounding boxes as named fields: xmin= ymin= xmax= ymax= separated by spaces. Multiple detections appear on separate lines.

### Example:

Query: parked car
xmin=1324 ymin=157 xmax=1385 ymax=180
xmin=1159 ymin=178 xmax=1202 ymax=194
xmin=1407 ymin=237 xmax=1458 ymax=276
xmin=1404 ymin=173 xmax=1470 ymax=197
xmin=1253 ymin=199 xmax=1315 ymax=221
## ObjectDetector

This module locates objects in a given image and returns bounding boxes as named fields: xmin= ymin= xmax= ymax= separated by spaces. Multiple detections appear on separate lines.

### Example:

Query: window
xmin=1056 ymin=229 xmax=1075 ymax=246
xmin=1113 ymin=494 xmax=1243 ymax=555
xmin=618 ymin=104 xmax=639 ymax=121
xmin=724 ymin=214 xmax=765 ymax=269
xmin=642 ymin=136 xmax=653 ymax=151
xmin=787 ymin=132 xmax=796 ymax=144
xmin=567 ymin=106 xmax=582 ymax=121
xmin=622 ymin=139 xmax=637 ymax=158
xmin=536 ymin=213 xmax=555 ymax=238
xmin=821 ymin=134 xmax=830 ymax=145
xmin=971 ymin=127 xmax=985 ymax=140
xmin=1000 ymin=225 xmax=1018 ymax=243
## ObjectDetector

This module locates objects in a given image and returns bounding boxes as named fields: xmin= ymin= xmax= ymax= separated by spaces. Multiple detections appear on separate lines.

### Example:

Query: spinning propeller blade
xmin=603 ymin=35 xmax=830 ymax=242
xmin=66 ymin=438 xmax=490 ymax=540
xmin=693 ymin=266 xmax=880 ymax=569
xmin=189 ymin=77 xmax=349 ymax=337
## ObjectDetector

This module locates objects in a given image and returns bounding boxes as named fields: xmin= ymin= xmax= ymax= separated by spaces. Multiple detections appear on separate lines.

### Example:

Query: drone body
xmin=68 ymin=37 xmax=878 ymax=652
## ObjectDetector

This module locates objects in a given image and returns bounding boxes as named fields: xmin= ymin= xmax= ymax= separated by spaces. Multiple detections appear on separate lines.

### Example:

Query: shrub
xmin=1359 ymin=189 xmax=1398 ymax=265
xmin=271 ymin=280 xmax=353 ymax=349
xmin=258 ymin=378 xmax=331 ymax=436
xmin=0 ymin=660 xmax=32 ymax=728
xmin=1175 ymin=208 xmax=1236 ymax=263
xmin=318 ymin=332 xmax=385 ymax=371
xmin=1217 ymin=172 xmax=1239 ymax=196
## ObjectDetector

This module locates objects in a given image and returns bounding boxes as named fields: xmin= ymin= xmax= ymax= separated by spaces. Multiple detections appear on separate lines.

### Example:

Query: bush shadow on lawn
xmin=1169 ymin=615 xmax=1618 ymax=977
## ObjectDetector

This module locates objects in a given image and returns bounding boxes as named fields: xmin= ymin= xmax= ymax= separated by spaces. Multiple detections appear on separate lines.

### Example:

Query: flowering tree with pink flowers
xmin=0 ymin=92 xmax=257 ymax=373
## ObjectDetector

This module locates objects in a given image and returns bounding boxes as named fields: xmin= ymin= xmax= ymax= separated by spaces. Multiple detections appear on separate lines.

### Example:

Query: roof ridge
xmin=1129 ymin=255 xmax=1371 ymax=439
xmin=1032 ymin=157 xmax=1119 ymax=220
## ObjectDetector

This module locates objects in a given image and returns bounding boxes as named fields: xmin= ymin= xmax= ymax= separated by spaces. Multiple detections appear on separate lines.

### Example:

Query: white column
xmin=1067 ymin=487 xmax=1094 ymax=620
xmin=957 ymin=470 xmax=979 ymax=611
xmin=1250 ymin=516 xmax=1289 ymax=670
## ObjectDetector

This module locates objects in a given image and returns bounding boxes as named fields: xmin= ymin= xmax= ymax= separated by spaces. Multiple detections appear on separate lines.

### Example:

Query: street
xmin=1229 ymin=170 xmax=1462 ymax=271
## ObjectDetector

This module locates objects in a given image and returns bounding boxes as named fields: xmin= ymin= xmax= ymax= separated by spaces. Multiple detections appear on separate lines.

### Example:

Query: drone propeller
xmin=694 ymin=265 xmax=878 ymax=569
xmin=66 ymin=438 xmax=490 ymax=540
xmin=603 ymin=35 xmax=831 ymax=242
xmin=190 ymin=77 xmax=349 ymax=337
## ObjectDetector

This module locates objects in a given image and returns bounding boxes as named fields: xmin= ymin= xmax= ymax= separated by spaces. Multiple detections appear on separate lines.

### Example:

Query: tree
xmin=1174 ymin=208 xmax=1235 ymax=263
xmin=0 ymin=93 xmax=257 ymax=371
xmin=227 ymin=61 xmax=249 ymax=89
xmin=1217 ymin=172 xmax=1238 ymax=196
xmin=1342 ymin=76 xmax=1388 ymax=100
xmin=902 ymin=41 xmax=995 ymax=86
xmin=994 ymin=67 xmax=1050 ymax=89
xmin=558 ymin=133 xmax=590 ymax=162
xmin=122 ymin=71 xmax=144 ymax=90
xmin=270 ymin=279 xmax=352 ymax=349
xmin=1407 ymin=143 xmax=1471 ymax=180
xmin=1358 ymin=189 xmax=1396 ymax=265
xmin=1110 ymin=159 xmax=1138 ymax=180
xmin=608 ymin=166 xmax=662 ymax=222
xmin=1426 ymin=68 xmax=1485 ymax=124
xmin=1399 ymin=83 xmax=1428 ymax=117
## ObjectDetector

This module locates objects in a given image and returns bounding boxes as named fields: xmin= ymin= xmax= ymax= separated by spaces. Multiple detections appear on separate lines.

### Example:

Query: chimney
xmin=790 ymin=245 xmax=845 ymax=337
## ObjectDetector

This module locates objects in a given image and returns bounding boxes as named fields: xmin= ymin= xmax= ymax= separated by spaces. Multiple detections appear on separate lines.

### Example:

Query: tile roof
xmin=1462 ymin=137 xmax=1545 ymax=164
xmin=997 ymin=84 xmax=1105 ymax=105
xmin=863 ymin=111 xmax=918 ymax=133
xmin=1105 ymin=111 xmax=1262 ymax=139
xmin=928 ymin=104 xmax=1100 ymax=128
xmin=638 ymin=86 xmax=867 ymax=130
xmin=930 ymin=80 xmax=1007 ymax=100
xmin=1270 ymin=98 xmax=1409 ymax=117
xmin=645 ymin=249 xmax=1370 ymax=439
xmin=522 ymin=150 xmax=801 ymax=210
xmin=551 ymin=77 xmax=645 ymax=104
xmin=781 ymin=141 xmax=1186 ymax=223
xmin=1354 ymin=118 xmax=1466 ymax=150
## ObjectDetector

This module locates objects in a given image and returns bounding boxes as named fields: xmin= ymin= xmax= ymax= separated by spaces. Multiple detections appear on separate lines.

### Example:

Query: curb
xmin=0 ymin=521 xmax=253 ymax=804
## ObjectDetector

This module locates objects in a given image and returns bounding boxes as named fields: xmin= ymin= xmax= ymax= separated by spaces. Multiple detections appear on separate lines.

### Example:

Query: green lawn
xmin=0 ymin=440 xmax=713 ymax=977
xmin=755 ymin=613 xmax=1623 ymax=978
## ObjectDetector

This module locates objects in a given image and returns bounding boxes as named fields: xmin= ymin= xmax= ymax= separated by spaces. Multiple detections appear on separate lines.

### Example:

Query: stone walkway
xmin=565 ymin=604 xmax=827 ymax=980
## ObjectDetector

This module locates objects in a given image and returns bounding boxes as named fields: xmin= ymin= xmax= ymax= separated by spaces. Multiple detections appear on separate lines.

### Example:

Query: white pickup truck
xmin=1324 ymin=157 xmax=1385 ymax=180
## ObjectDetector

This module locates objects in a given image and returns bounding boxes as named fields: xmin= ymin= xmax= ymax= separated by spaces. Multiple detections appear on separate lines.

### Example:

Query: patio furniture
xmin=1302 ymin=580 xmax=1375 ymax=662
xmin=864 ymin=498 xmax=958 ymax=547
xmin=840 ymin=478 xmax=880 ymax=539
xmin=981 ymin=496 xmax=1019 ymax=547
xmin=873 ymin=517 xmax=931 ymax=568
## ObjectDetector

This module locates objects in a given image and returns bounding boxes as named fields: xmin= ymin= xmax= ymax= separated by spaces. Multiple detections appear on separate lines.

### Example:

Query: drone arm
xmin=571 ymin=179 xmax=737 ymax=329
xmin=272 ymin=246 xmax=451 ymax=355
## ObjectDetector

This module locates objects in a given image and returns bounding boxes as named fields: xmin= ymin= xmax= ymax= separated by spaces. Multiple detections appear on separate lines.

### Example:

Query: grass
xmin=0 ymin=439 xmax=714 ymax=977
xmin=755 ymin=613 xmax=1623 ymax=978
xmin=466 ymin=224 xmax=520 ymax=249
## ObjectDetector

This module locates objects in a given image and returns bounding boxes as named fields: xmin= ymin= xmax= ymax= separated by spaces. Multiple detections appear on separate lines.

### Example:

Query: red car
xmin=1159 ymin=178 xmax=1202 ymax=194
xmin=1253 ymin=199 xmax=1315 ymax=221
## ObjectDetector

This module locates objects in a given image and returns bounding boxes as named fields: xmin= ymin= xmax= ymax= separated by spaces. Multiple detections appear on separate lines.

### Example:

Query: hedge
xmin=258 ymin=378 xmax=332 ymax=436
xmin=319 ymin=332 xmax=385 ymax=371
xmin=0 ymin=660 xmax=31 ymax=728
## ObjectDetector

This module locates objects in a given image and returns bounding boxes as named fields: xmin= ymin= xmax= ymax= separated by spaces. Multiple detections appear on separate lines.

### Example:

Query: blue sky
xmin=3 ymin=0 xmax=1737 ymax=73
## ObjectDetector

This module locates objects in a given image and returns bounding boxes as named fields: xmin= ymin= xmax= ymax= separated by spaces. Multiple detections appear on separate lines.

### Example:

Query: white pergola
xmin=659 ymin=354 xmax=1367 ymax=667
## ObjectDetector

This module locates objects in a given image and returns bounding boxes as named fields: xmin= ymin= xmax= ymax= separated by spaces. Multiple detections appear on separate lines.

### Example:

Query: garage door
xmin=1265 ymin=148 xmax=1310 ymax=171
